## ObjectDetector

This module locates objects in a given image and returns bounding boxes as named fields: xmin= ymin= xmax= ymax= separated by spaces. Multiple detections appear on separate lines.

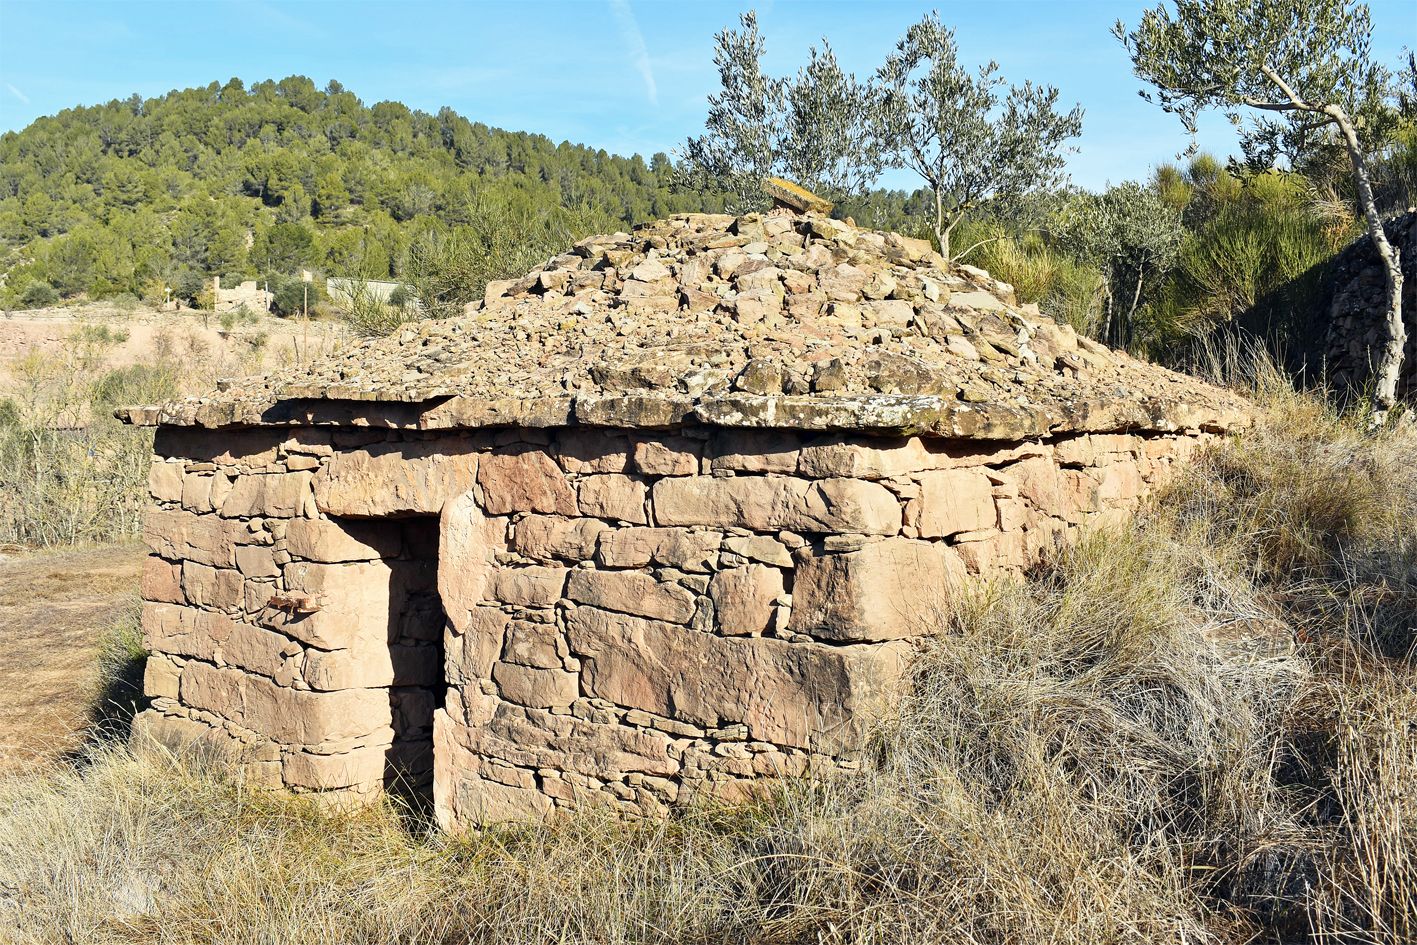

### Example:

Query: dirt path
xmin=0 ymin=543 xmax=144 ymax=771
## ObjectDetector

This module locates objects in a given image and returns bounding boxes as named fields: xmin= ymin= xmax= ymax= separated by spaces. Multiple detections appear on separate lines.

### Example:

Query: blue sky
xmin=0 ymin=0 xmax=1413 ymax=191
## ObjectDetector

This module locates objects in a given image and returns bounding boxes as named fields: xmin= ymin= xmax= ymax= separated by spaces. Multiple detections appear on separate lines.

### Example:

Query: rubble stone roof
xmin=118 ymin=209 xmax=1250 ymax=439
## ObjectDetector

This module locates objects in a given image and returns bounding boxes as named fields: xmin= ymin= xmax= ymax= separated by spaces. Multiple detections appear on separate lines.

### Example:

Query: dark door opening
xmin=383 ymin=516 xmax=446 ymax=816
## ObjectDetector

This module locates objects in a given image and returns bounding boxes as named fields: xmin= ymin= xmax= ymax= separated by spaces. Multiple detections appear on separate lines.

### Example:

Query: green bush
xmin=172 ymin=269 xmax=207 ymax=305
xmin=20 ymin=281 xmax=59 ymax=307
xmin=400 ymin=202 xmax=616 ymax=319
xmin=268 ymin=274 xmax=320 ymax=317
xmin=335 ymin=280 xmax=416 ymax=337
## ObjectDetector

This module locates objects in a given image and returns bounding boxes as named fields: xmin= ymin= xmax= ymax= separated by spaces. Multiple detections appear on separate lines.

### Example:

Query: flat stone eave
xmin=118 ymin=387 xmax=1251 ymax=438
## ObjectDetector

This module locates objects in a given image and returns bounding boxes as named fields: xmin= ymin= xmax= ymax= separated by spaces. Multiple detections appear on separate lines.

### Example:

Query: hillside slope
xmin=0 ymin=76 xmax=718 ymax=306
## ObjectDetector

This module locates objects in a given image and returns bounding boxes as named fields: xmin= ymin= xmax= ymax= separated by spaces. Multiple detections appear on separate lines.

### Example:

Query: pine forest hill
xmin=0 ymin=76 xmax=732 ymax=315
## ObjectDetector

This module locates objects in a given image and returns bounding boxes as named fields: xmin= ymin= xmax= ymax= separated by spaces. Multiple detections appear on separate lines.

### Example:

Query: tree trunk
xmin=1100 ymin=275 xmax=1116 ymax=348
xmin=1327 ymin=104 xmax=1406 ymax=416
xmin=1124 ymin=268 xmax=1146 ymax=349
xmin=933 ymin=188 xmax=950 ymax=260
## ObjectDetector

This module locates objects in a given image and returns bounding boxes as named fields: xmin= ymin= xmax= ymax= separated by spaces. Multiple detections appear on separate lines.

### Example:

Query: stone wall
xmin=1323 ymin=210 xmax=1417 ymax=401
xmin=134 ymin=421 xmax=1214 ymax=827
xmin=212 ymin=277 xmax=274 ymax=314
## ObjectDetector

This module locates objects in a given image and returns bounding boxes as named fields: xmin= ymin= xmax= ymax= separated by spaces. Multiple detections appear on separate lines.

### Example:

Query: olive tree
xmin=780 ymin=42 xmax=887 ymax=202
xmin=875 ymin=13 xmax=1083 ymax=260
xmin=679 ymin=12 xmax=784 ymax=213
xmin=1116 ymin=0 xmax=1405 ymax=415
xmin=1060 ymin=182 xmax=1185 ymax=348
xmin=679 ymin=12 xmax=885 ymax=211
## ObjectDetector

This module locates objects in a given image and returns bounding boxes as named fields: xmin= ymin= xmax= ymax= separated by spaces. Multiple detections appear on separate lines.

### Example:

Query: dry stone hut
xmin=119 ymin=207 xmax=1249 ymax=830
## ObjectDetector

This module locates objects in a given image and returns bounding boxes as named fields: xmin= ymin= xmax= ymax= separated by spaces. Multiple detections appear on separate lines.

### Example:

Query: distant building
xmin=326 ymin=277 xmax=407 ymax=307
xmin=212 ymin=277 xmax=273 ymax=314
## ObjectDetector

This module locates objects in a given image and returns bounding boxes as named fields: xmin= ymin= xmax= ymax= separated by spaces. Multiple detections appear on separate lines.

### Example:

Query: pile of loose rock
xmin=122 ymin=209 xmax=1247 ymax=438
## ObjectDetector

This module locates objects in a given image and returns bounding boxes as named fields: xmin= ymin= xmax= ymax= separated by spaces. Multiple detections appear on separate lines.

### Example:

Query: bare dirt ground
xmin=0 ymin=302 xmax=340 ymax=395
xmin=0 ymin=543 xmax=144 ymax=772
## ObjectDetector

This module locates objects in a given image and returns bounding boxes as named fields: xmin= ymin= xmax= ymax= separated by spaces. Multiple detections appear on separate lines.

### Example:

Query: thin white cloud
xmin=5 ymin=84 xmax=30 ymax=105
xmin=609 ymin=0 xmax=658 ymax=107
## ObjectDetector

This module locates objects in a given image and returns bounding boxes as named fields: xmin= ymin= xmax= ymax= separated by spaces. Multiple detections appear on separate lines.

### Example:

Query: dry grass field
xmin=0 ymin=302 xmax=337 ymax=393
xmin=0 ymin=543 xmax=144 ymax=771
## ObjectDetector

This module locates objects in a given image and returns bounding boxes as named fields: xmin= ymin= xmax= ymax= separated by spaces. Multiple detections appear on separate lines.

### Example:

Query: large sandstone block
xmin=142 ymin=555 xmax=185 ymax=604
xmin=285 ymin=517 xmax=402 ymax=562
xmin=180 ymin=562 xmax=244 ymax=610
xmin=1096 ymin=462 xmax=1143 ymax=507
xmin=501 ymin=620 xmax=564 ymax=668
xmin=179 ymin=661 xmax=390 ymax=744
xmin=566 ymin=569 xmax=697 ymax=623
xmin=708 ymin=430 xmax=802 ymax=473
xmin=632 ymin=437 xmax=700 ymax=475
xmin=709 ymin=565 xmax=783 ymax=635
xmin=444 ymin=606 xmax=508 ymax=684
xmin=181 ymin=473 xmax=215 ymax=513
xmin=953 ymin=528 xmax=1032 ymax=573
xmin=565 ymin=606 xmax=910 ymax=752
xmin=492 ymin=662 xmax=579 ymax=709
xmin=1054 ymin=433 xmax=1140 ymax=467
xmin=315 ymin=441 xmax=479 ymax=517
xmin=302 ymin=642 xmax=441 ymax=691
xmin=914 ymin=468 xmax=997 ymax=537
xmin=998 ymin=456 xmax=1063 ymax=511
xmin=553 ymin=429 xmax=630 ymax=474
xmin=272 ymin=560 xmax=397 ymax=650
xmin=439 ymin=491 xmax=504 ymax=634
xmin=489 ymin=566 xmax=568 ymax=607
xmin=477 ymin=448 xmax=577 ymax=516
xmin=577 ymin=474 xmax=648 ymax=524
xmin=797 ymin=436 xmax=950 ymax=480
xmin=235 ymin=544 xmax=280 ymax=578
xmin=144 ymin=509 xmax=243 ymax=568
xmin=148 ymin=461 xmax=184 ymax=502
xmin=220 ymin=471 xmax=313 ymax=518
xmin=511 ymin=515 xmax=609 ymax=562
xmin=144 ymin=654 xmax=182 ymax=699
xmin=788 ymin=538 xmax=962 ymax=642
xmin=651 ymin=475 xmax=900 ymax=535
xmin=282 ymin=743 xmax=388 ymax=791
xmin=595 ymin=526 xmax=720 ymax=571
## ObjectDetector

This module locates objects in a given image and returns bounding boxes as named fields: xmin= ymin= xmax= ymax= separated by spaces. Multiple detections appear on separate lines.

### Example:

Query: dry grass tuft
xmin=1 ymin=376 xmax=1413 ymax=945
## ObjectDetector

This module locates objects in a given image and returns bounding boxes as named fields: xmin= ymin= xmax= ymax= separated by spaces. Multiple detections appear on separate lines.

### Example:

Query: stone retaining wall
xmin=1323 ymin=210 xmax=1417 ymax=401
xmin=133 ymin=421 xmax=1213 ymax=827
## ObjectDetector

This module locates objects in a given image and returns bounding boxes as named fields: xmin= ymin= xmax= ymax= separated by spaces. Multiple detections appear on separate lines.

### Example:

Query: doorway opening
xmin=382 ymin=516 xmax=446 ymax=815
